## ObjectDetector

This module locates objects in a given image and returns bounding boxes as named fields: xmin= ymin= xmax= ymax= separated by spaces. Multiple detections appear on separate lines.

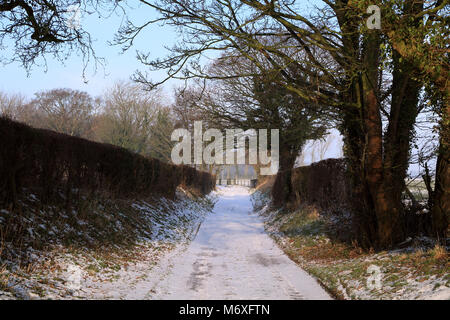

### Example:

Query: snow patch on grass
xmin=0 ymin=187 xmax=216 ymax=299
xmin=251 ymin=190 xmax=449 ymax=300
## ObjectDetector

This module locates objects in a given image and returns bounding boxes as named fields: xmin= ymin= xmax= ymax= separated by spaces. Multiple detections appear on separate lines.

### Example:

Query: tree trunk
xmin=271 ymin=146 xmax=298 ymax=207
xmin=336 ymin=0 xmax=425 ymax=249
xmin=336 ymin=3 xmax=380 ymax=248
xmin=432 ymin=102 xmax=449 ymax=239
xmin=384 ymin=48 xmax=422 ymax=238
xmin=343 ymin=31 xmax=409 ymax=249
xmin=341 ymin=103 xmax=379 ymax=248
xmin=361 ymin=31 xmax=406 ymax=249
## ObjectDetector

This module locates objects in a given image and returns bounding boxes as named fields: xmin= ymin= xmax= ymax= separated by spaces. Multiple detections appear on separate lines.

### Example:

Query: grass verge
xmin=251 ymin=190 xmax=449 ymax=300
xmin=0 ymin=187 xmax=215 ymax=299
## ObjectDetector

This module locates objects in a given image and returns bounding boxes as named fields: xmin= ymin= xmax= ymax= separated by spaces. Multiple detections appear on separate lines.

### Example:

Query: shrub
xmin=272 ymin=158 xmax=350 ymax=211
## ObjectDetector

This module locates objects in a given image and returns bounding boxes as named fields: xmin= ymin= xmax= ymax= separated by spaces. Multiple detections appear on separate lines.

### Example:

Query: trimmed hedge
xmin=0 ymin=117 xmax=214 ymax=206
xmin=272 ymin=158 xmax=351 ymax=212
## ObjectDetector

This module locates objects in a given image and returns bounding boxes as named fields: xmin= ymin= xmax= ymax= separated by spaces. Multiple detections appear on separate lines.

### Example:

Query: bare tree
xmin=188 ymin=52 xmax=331 ymax=173
xmin=30 ymin=88 xmax=97 ymax=137
xmin=0 ymin=91 xmax=26 ymax=119
xmin=310 ymin=134 xmax=336 ymax=163
xmin=0 ymin=1 xmax=121 ymax=72
xmin=146 ymin=106 xmax=176 ymax=163
xmin=93 ymin=81 xmax=166 ymax=155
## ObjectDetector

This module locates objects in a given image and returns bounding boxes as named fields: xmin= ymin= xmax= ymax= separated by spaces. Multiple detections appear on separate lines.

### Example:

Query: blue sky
xmin=0 ymin=2 xmax=179 ymax=98
xmin=0 ymin=0 xmax=324 ymax=98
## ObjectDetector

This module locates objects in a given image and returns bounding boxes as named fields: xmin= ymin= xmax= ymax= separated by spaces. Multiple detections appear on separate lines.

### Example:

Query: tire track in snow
xmin=142 ymin=186 xmax=331 ymax=300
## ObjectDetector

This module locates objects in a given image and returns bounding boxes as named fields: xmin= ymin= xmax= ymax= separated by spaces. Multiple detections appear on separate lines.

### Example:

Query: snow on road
xmin=116 ymin=186 xmax=331 ymax=300
xmin=85 ymin=186 xmax=331 ymax=300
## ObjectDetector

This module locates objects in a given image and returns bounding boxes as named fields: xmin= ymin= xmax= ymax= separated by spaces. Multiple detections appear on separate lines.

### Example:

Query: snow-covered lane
xmin=145 ymin=185 xmax=331 ymax=300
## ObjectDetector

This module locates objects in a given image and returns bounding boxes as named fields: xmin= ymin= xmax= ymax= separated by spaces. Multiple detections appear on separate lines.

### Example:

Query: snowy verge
xmin=251 ymin=189 xmax=449 ymax=300
xmin=0 ymin=187 xmax=216 ymax=300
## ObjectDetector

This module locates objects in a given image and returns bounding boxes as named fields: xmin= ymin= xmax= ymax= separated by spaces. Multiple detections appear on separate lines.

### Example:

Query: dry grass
xmin=430 ymin=245 xmax=448 ymax=262
xmin=0 ymin=266 xmax=10 ymax=291
xmin=261 ymin=200 xmax=449 ymax=300
xmin=278 ymin=207 xmax=365 ymax=263
xmin=0 ymin=186 xmax=215 ymax=299
xmin=0 ymin=185 xmax=214 ymax=270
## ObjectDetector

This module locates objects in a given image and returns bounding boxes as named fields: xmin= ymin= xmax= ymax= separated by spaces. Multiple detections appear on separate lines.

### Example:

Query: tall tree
xmin=146 ymin=106 xmax=176 ymax=162
xmin=93 ymin=81 xmax=165 ymax=155
xmin=31 ymin=88 xmax=97 ymax=137
xmin=384 ymin=0 xmax=449 ymax=239
xmin=0 ymin=91 xmax=26 ymax=119
xmin=117 ymin=0 xmax=448 ymax=248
